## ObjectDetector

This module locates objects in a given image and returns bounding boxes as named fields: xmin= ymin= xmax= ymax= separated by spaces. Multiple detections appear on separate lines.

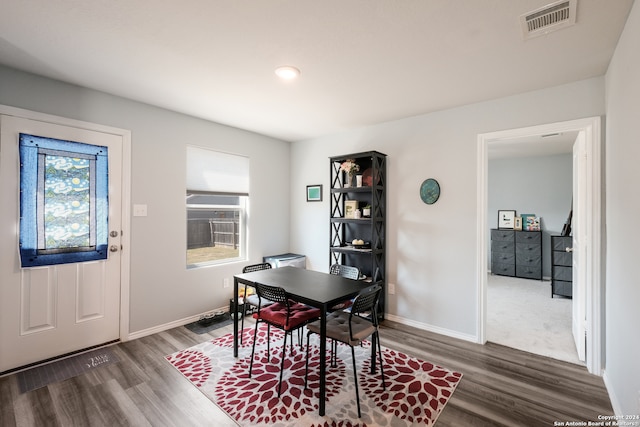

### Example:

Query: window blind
xmin=186 ymin=146 xmax=249 ymax=195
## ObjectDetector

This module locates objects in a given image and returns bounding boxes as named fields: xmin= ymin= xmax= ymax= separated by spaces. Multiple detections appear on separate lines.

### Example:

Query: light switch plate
xmin=133 ymin=204 xmax=148 ymax=217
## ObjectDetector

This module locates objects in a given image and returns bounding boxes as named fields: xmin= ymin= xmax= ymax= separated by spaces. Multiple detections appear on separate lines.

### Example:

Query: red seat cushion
xmin=253 ymin=302 xmax=320 ymax=330
xmin=330 ymin=298 xmax=353 ymax=311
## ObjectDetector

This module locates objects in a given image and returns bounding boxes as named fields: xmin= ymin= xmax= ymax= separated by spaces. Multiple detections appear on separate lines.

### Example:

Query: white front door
xmin=572 ymin=131 xmax=587 ymax=362
xmin=0 ymin=114 xmax=123 ymax=373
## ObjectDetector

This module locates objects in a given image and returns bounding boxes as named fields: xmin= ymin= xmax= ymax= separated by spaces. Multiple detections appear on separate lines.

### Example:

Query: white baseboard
xmin=384 ymin=313 xmax=478 ymax=343
xmin=602 ymin=369 xmax=624 ymax=416
xmin=125 ymin=307 xmax=477 ymax=347
xmin=125 ymin=305 xmax=229 ymax=341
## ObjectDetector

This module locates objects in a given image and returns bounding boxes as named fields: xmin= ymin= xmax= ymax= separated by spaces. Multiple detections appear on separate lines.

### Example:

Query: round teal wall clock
xmin=420 ymin=178 xmax=440 ymax=205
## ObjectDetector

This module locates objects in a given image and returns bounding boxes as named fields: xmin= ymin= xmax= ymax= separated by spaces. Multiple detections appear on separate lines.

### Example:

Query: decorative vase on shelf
xmin=340 ymin=158 xmax=360 ymax=188
xmin=345 ymin=173 xmax=355 ymax=188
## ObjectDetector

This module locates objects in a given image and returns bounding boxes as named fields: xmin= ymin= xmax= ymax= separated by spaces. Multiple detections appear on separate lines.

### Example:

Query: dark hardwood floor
xmin=0 ymin=319 xmax=612 ymax=426
xmin=381 ymin=322 xmax=612 ymax=426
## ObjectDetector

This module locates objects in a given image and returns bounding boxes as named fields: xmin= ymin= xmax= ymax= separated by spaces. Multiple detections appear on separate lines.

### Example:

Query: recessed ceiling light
xmin=274 ymin=66 xmax=300 ymax=80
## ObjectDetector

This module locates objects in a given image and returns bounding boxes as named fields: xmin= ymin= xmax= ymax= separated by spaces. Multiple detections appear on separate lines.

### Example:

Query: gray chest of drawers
xmin=551 ymin=235 xmax=573 ymax=298
xmin=491 ymin=229 xmax=515 ymax=276
xmin=491 ymin=229 xmax=542 ymax=280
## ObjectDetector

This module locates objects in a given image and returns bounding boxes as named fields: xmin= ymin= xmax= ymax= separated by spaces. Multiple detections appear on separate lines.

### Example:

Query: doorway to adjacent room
xmin=476 ymin=117 xmax=603 ymax=375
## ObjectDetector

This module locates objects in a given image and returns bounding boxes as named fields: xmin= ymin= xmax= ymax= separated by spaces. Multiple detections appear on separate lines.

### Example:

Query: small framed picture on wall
xmin=498 ymin=210 xmax=516 ymax=229
xmin=306 ymin=185 xmax=322 ymax=202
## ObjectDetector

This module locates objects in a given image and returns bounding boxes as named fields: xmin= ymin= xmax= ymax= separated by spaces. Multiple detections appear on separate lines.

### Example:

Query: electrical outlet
xmin=388 ymin=282 xmax=396 ymax=295
xmin=223 ymin=278 xmax=229 ymax=288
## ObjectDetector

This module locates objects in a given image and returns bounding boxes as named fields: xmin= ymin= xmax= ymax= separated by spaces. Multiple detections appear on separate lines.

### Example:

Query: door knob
xmin=566 ymin=247 xmax=573 ymax=252
xmin=110 ymin=245 xmax=119 ymax=252
xmin=110 ymin=231 xmax=119 ymax=237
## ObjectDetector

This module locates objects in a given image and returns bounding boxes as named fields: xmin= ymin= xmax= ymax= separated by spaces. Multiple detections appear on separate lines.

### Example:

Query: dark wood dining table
xmin=233 ymin=266 xmax=371 ymax=416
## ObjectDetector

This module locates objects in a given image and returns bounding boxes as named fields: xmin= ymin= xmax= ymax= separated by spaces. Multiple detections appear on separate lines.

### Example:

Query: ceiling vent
xmin=520 ymin=0 xmax=577 ymax=39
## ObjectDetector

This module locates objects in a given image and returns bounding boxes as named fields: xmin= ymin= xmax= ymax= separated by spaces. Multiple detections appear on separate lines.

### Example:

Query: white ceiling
xmin=0 ymin=1 xmax=634 ymax=142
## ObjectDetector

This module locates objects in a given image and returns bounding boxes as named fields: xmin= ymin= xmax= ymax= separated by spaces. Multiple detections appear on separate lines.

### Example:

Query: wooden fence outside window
xmin=187 ymin=219 xmax=239 ymax=249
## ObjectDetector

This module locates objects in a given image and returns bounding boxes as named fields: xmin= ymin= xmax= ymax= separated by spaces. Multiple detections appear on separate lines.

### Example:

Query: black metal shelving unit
xmin=329 ymin=151 xmax=386 ymax=319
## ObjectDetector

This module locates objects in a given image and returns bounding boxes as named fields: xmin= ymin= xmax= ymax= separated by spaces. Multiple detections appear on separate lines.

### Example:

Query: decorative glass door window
xmin=19 ymin=133 xmax=109 ymax=267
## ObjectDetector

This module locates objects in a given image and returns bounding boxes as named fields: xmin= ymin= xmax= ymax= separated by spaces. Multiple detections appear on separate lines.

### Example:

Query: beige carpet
xmin=487 ymin=274 xmax=583 ymax=365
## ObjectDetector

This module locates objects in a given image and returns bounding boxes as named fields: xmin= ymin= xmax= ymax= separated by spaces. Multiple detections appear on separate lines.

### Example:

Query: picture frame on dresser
xmin=525 ymin=216 xmax=541 ymax=231
xmin=521 ymin=214 xmax=535 ymax=230
xmin=498 ymin=210 xmax=516 ymax=229
xmin=514 ymin=216 xmax=522 ymax=230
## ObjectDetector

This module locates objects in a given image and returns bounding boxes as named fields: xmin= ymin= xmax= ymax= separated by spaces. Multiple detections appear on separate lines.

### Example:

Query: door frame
xmin=572 ymin=132 xmax=588 ymax=361
xmin=476 ymin=116 xmax=602 ymax=375
xmin=0 ymin=104 xmax=132 ymax=343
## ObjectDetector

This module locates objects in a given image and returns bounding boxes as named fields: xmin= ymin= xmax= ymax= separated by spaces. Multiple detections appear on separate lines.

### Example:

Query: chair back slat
xmin=243 ymin=262 xmax=272 ymax=274
xmin=329 ymin=264 xmax=360 ymax=280
xmin=329 ymin=264 xmax=339 ymax=275
xmin=254 ymin=282 xmax=288 ymax=306
xmin=350 ymin=285 xmax=382 ymax=321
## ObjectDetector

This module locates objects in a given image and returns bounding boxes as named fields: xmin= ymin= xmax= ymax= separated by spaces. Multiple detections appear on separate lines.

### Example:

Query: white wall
xmin=604 ymin=0 xmax=640 ymax=416
xmin=488 ymin=154 xmax=573 ymax=277
xmin=0 ymin=65 xmax=292 ymax=334
xmin=291 ymin=78 xmax=604 ymax=339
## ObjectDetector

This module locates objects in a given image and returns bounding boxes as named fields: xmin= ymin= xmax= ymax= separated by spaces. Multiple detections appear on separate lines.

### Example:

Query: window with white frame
xmin=186 ymin=146 xmax=248 ymax=267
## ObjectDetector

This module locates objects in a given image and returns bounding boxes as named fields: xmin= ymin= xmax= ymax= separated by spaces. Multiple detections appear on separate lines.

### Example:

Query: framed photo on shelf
xmin=498 ymin=210 xmax=516 ymax=229
xmin=344 ymin=200 xmax=358 ymax=218
xmin=306 ymin=184 xmax=322 ymax=202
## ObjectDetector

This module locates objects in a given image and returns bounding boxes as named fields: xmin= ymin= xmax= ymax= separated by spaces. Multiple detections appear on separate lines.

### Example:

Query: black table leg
xmin=233 ymin=278 xmax=239 ymax=357
xmin=370 ymin=331 xmax=377 ymax=374
xmin=319 ymin=307 xmax=327 ymax=416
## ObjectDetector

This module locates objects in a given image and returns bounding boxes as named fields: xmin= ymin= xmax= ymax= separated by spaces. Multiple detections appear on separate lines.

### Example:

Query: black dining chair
xmin=330 ymin=263 xmax=360 ymax=280
xmin=249 ymin=282 xmax=321 ymax=396
xmin=304 ymin=284 xmax=385 ymax=418
xmin=328 ymin=263 xmax=361 ymax=311
xmin=239 ymin=263 xmax=273 ymax=343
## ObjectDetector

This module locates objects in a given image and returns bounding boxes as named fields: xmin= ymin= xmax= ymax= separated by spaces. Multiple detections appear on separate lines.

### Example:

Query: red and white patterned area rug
xmin=165 ymin=326 xmax=462 ymax=426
